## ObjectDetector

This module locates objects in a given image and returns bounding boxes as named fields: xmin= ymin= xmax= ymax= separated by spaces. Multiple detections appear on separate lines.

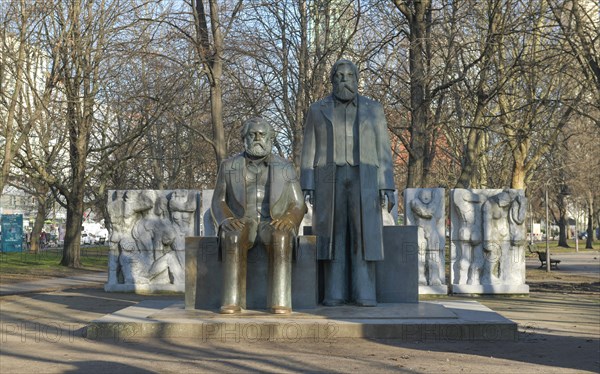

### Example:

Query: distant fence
xmin=0 ymin=245 xmax=109 ymax=260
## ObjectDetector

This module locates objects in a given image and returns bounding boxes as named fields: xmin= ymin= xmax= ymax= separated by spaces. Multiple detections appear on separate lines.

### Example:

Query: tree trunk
xmin=510 ymin=145 xmax=528 ymax=190
xmin=211 ymin=79 xmax=226 ymax=167
xmin=29 ymin=196 xmax=48 ymax=254
xmin=59 ymin=124 xmax=86 ymax=267
xmin=404 ymin=2 xmax=431 ymax=188
xmin=586 ymin=192 xmax=594 ymax=249
xmin=61 ymin=203 xmax=82 ymax=268
xmin=557 ymin=213 xmax=569 ymax=247
xmin=60 ymin=84 xmax=91 ymax=268
xmin=556 ymin=189 xmax=569 ymax=247
xmin=193 ymin=0 xmax=227 ymax=168
xmin=0 ymin=9 xmax=28 ymax=195
xmin=208 ymin=0 xmax=225 ymax=166
xmin=61 ymin=162 xmax=85 ymax=268
xmin=455 ymin=126 xmax=485 ymax=188
xmin=293 ymin=0 xmax=308 ymax=168
xmin=455 ymin=43 xmax=491 ymax=189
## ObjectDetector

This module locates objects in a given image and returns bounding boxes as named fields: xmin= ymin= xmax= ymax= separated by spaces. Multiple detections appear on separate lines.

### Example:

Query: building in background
xmin=0 ymin=186 xmax=37 ymax=230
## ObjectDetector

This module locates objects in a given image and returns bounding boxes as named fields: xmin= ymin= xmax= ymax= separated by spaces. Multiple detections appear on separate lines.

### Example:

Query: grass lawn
xmin=1 ymin=240 xmax=595 ymax=286
xmin=527 ymin=239 xmax=596 ymax=254
xmin=0 ymin=246 xmax=108 ymax=284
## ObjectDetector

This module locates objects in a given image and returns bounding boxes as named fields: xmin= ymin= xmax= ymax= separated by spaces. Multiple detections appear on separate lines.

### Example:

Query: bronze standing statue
xmin=211 ymin=118 xmax=306 ymax=314
xmin=300 ymin=59 xmax=395 ymax=306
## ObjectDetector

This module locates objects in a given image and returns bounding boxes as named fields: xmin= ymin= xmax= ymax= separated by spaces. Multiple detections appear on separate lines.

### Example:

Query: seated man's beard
xmin=333 ymin=82 xmax=357 ymax=102
xmin=246 ymin=142 xmax=270 ymax=157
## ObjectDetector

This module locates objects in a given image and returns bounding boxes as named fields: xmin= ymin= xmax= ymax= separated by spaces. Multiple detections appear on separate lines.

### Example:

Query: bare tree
xmin=500 ymin=1 xmax=582 ymax=190
xmin=390 ymin=0 xmax=486 ymax=188
xmin=5 ymin=0 xmax=598 ymax=256
xmin=12 ymin=109 xmax=68 ymax=253
xmin=548 ymin=0 xmax=600 ymax=125
xmin=0 ymin=1 xmax=58 ymax=195
xmin=390 ymin=0 xmax=434 ymax=188
xmin=228 ymin=0 xmax=360 ymax=165
xmin=19 ymin=0 xmax=140 ymax=268
xmin=447 ymin=1 xmax=582 ymax=192
xmin=565 ymin=120 xmax=599 ymax=248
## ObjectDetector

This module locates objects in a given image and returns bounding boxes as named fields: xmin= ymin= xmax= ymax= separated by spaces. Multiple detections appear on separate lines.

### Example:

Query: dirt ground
xmin=0 ymin=253 xmax=598 ymax=373
xmin=0 ymin=262 xmax=105 ymax=285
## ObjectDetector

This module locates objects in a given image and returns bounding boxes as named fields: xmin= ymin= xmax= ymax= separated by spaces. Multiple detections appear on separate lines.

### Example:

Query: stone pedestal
xmin=185 ymin=237 xmax=220 ymax=309
xmin=87 ymin=300 xmax=518 ymax=341
xmin=419 ymin=285 xmax=449 ymax=295
xmin=376 ymin=226 xmax=419 ymax=303
xmin=186 ymin=226 xmax=419 ymax=310
xmin=185 ymin=236 xmax=318 ymax=311
xmin=451 ymin=284 xmax=529 ymax=294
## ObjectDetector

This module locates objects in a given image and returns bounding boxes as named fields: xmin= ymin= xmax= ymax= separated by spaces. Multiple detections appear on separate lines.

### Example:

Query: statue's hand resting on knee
xmin=221 ymin=217 xmax=246 ymax=232
xmin=270 ymin=217 xmax=296 ymax=233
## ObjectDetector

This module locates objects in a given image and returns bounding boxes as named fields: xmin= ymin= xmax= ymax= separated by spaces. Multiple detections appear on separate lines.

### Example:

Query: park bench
xmin=527 ymin=244 xmax=561 ymax=269
xmin=536 ymin=251 xmax=561 ymax=269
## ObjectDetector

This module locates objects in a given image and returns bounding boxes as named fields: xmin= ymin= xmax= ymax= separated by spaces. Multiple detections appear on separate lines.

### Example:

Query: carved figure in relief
xmin=118 ymin=237 xmax=151 ymax=284
xmin=131 ymin=191 xmax=180 ymax=283
xmin=507 ymin=192 xmax=527 ymax=284
xmin=107 ymin=190 xmax=155 ymax=284
xmin=106 ymin=189 xmax=196 ymax=288
xmin=169 ymin=190 xmax=196 ymax=254
xmin=453 ymin=189 xmax=483 ymax=285
xmin=410 ymin=189 xmax=444 ymax=285
xmin=481 ymin=189 xmax=520 ymax=284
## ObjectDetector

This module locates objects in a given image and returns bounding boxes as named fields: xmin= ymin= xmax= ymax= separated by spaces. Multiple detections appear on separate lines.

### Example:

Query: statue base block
xmin=85 ymin=300 xmax=517 ymax=341
xmin=185 ymin=227 xmax=421 ymax=310
xmin=375 ymin=226 xmax=420 ymax=303
xmin=104 ymin=283 xmax=183 ymax=293
xmin=451 ymin=284 xmax=530 ymax=295
xmin=419 ymin=285 xmax=449 ymax=295
xmin=185 ymin=236 xmax=318 ymax=310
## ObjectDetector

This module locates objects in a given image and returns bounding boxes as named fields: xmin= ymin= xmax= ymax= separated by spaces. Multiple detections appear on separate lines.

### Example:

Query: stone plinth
xmin=185 ymin=236 xmax=318 ymax=311
xmin=419 ymin=285 xmax=449 ymax=295
xmin=186 ymin=226 xmax=419 ymax=310
xmin=376 ymin=226 xmax=419 ymax=303
xmin=451 ymin=284 xmax=529 ymax=295
xmin=86 ymin=300 xmax=518 ymax=341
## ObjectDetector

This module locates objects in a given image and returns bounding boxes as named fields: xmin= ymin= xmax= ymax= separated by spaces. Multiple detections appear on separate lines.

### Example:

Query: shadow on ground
xmin=1 ymin=286 xmax=599 ymax=373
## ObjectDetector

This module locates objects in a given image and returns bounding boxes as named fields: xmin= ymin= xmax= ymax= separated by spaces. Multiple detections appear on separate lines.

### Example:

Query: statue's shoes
xmin=354 ymin=299 xmax=377 ymax=307
xmin=322 ymin=299 xmax=345 ymax=307
xmin=270 ymin=306 xmax=292 ymax=314
xmin=219 ymin=305 xmax=241 ymax=314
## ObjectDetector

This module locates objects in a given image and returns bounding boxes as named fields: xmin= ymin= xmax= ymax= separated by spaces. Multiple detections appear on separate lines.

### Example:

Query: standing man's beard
xmin=333 ymin=81 xmax=357 ymax=102
xmin=246 ymin=141 xmax=270 ymax=157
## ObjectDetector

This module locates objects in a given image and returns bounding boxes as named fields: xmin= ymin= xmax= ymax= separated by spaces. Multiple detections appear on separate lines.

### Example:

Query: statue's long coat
xmin=300 ymin=95 xmax=395 ymax=261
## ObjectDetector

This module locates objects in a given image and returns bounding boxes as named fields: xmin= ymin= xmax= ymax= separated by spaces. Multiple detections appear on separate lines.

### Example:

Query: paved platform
xmin=85 ymin=300 xmax=517 ymax=341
